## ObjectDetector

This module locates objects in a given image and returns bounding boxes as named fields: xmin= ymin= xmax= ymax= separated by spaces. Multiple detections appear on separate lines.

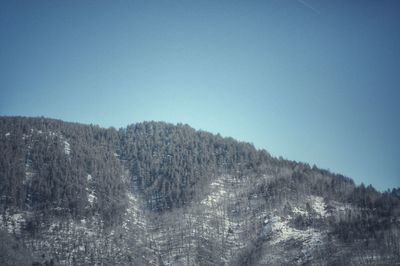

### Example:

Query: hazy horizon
xmin=1 ymin=0 xmax=399 ymax=191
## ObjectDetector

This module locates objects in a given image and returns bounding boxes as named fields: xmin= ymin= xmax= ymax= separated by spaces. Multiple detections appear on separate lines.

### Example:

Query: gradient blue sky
xmin=1 ymin=0 xmax=399 ymax=191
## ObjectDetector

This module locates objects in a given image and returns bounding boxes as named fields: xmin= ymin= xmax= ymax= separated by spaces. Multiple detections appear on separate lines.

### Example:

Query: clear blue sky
xmin=1 ymin=0 xmax=399 ymax=191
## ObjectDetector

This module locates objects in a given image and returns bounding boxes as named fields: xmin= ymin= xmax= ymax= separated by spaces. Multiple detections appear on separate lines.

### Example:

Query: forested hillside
xmin=1 ymin=116 xmax=399 ymax=265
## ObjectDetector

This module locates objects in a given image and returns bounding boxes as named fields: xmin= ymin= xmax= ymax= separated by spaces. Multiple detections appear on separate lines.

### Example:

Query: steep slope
xmin=0 ymin=116 xmax=399 ymax=265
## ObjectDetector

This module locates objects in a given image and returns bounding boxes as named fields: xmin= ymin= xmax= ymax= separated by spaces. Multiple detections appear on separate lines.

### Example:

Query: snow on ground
xmin=290 ymin=196 xmax=327 ymax=218
xmin=63 ymin=140 xmax=70 ymax=155
xmin=88 ymin=192 xmax=96 ymax=204
xmin=123 ymin=191 xmax=152 ymax=252
xmin=5 ymin=132 xmax=10 ymax=137
xmin=201 ymin=179 xmax=227 ymax=209
xmin=309 ymin=196 xmax=327 ymax=217
xmin=0 ymin=211 xmax=26 ymax=235
xmin=198 ymin=174 xmax=249 ymax=255
xmin=264 ymin=210 xmax=325 ymax=264
xmin=125 ymin=192 xmax=147 ymax=231
xmin=269 ymin=216 xmax=322 ymax=246
xmin=292 ymin=206 xmax=308 ymax=216
xmin=86 ymin=175 xmax=96 ymax=205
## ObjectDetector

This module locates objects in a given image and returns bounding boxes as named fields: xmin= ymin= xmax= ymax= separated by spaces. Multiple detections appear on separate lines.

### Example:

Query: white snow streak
xmin=309 ymin=196 xmax=327 ymax=217
xmin=269 ymin=216 xmax=322 ymax=247
xmin=64 ymin=140 xmax=70 ymax=155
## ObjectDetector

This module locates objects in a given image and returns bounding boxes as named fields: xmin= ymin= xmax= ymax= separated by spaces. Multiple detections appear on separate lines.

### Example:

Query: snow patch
xmin=0 ymin=211 xmax=26 ymax=235
xmin=64 ymin=140 xmax=70 ymax=155
xmin=201 ymin=176 xmax=228 ymax=209
xmin=268 ymin=216 xmax=322 ymax=247
xmin=309 ymin=196 xmax=326 ymax=217
xmin=85 ymin=174 xmax=96 ymax=205
xmin=292 ymin=206 xmax=308 ymax=216
xmin=5 ymin=132 xmax=10 ymax=137
xmin=88 ymin=192 xmax=96 ymax=204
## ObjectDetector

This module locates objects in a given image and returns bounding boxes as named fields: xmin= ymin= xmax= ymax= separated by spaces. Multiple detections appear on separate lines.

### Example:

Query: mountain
xmin=0 ymin=116 xmax=399 ymax=265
